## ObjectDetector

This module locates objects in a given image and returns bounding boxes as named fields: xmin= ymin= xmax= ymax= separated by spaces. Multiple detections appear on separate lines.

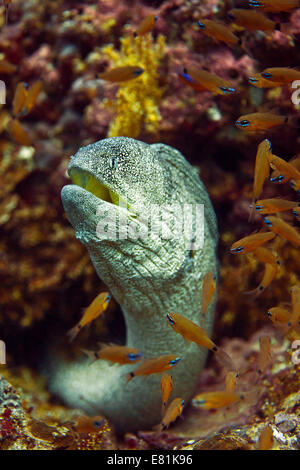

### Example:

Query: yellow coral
xmin=101 ymin=33 xmax=165 ymax=138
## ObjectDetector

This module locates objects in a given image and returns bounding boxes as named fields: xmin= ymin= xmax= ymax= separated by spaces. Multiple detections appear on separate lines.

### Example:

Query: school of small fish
xmin=1 ymin=2 xmax=300 ymax=444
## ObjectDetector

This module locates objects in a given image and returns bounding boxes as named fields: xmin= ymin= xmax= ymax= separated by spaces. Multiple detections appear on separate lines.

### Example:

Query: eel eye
xmin=261 ymin=72 xmax=272 ymax=79
xmin=198 ymin=21 xmax=205 ymax=30
xmin=109 ymin=157 xmax=118 ymax=170
xmin=227 ymin=13 xmax=235 ymax=20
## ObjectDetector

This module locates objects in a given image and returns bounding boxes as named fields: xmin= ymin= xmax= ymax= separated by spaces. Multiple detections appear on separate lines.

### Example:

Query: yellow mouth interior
xmin=69 ymin=169 xmax=124 ymax=206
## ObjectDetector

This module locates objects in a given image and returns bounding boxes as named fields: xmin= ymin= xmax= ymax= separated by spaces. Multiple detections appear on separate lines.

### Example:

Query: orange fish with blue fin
xmin=260 ymin=67 xmax=300 ymax=84
xmin=179 ymin=68 xmax=236 ymax=96
xmin=156 ymin=397 xmax=184 ymax=431
xmin=235 ymin=113 xmax=288 ymax=133
xmin=228 ymin=8 xmax=280 ymax=32
xmin=98 ymin=66 xmax=144 ymax=82
xmin=126 ymin=355 xmax=181 ymax=383
xmin=193 ymin=390 xmax=244 ymax=409
xmin=248 ymin=73 xmax=283 ymax=89
xmin=231 ymin=231 xmax=275 ymax=255
xmin=67 ymin=291 xmax=111 ymax=342
xmin=160 ymin=374 xmax=173 ymax=414
xmin=82 ymin=344 xmax=142 ymax=365
xmin=250 ymin=0 xmax=300 ymax=13
xmin=197 ymin=19 xmax=242 ymax=47
xmin=245 ymin=262 xmax=277 ymax=298
xmin=167 ymin=312 xmax=217 ymax=351
xmin=134 ymin=14 xmax=157 ymax=37
xmin=264 ymin=216 xmax=300 ymax=247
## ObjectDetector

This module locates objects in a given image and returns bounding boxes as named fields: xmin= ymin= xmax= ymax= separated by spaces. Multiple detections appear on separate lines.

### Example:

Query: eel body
xmin=50 ymin=137 xmax=218 ymax=433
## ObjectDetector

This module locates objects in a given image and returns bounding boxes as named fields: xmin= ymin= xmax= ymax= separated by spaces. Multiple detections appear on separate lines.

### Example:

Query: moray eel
xmin=49 ymin=137 xmax=218 ymax=433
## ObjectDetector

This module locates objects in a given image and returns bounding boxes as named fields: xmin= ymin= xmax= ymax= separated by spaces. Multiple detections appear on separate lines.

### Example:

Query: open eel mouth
xmin=69 ymin=168 xmax=128 ymax=208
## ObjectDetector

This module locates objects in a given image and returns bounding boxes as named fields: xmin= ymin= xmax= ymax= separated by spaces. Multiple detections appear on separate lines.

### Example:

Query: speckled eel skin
xmin=50 ymin=137 xmax=218 ymax=433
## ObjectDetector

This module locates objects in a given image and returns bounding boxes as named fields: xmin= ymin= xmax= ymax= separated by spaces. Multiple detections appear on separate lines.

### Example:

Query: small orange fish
xmin=264 ymin=216 xmax=300 ymax=247
xmin=245 ymin=262 xmax=277 ymax=297
xmin=225 ymin=371 xmax=238 ymax=393
xmin=9 ymin=119 xmax=31 ymax=146
xmin=67 ymin=291 xmax=111 ymax=342
xmin=193 ymin=390 xmax=243 ymax=409
xmin=235 ymin=113 xmax=287 ymax=133
xmin=258 ymin=335 xmax=272 ymax=374
xmin=167 ymin=312 xmax=217 ymax=351
xmin=258 ymin=425 xmax=274 ymax=450
xmin=72 ymin=415 xmax=105 ymax=435
xmin=134 ymin=14 xmax=157 ymax=37
xmin=179 ymin=68 xmax=236 ymax=95
xmin=12 ymin=82 xmax=28 ymax=118
xmin=161 ymin=374 xmax=173 ymax=413
xmin=290 ymin=285 xmax=300 ymax=327
xmin=201 ymin=272 xmax=216 ymax=320
xmin=250 ymin=0 xmax=299 ymax=13
xmin=82 ymin=344 xmax=142 ymax=365
xmin=270 ymin=154 xmax=300 ymax=184
xmin=197 ymin=19 xmax=242 ymax=47
xmin=227 ymin=8 xmax=280 ymax=32
xmin=156 ymin=397 xmax=184 ymax=431
xmin=251 ymin=140 xmax=271 ymax=217
xmin=255 ymin=198 xmax=299 ymax=214
xmin=252 ymin=246 xmax=280 ymax=267
xmin=260 ymin=67 xmax=300 ymax=84
xmin=267 ymin=306 xmax=291 ymax=325
xmin=268 ymin=154 xmax=300 ymax=181
xmin=248 ymin=73 xmax=283 ymax=89
xmin=230 ymin=231 xmax=275 ymax=254
xmin=98 ymin=66 xmax=144 ymax=82
xmin=23 ymin=80 xmax=43 ymax=115
xmin=0 ymin=59 xmax=17 ymax=74
xmin=126 ymin=355 xmax=180 ymax=383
